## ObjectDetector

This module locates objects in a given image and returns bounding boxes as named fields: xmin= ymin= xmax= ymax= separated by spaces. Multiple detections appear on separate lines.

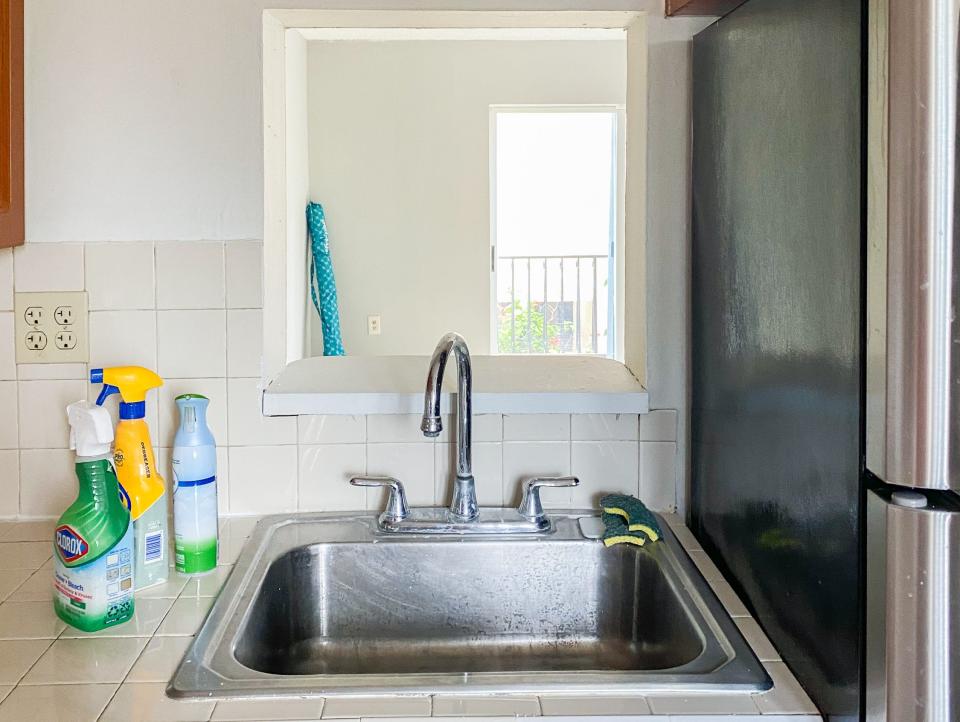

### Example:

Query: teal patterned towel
xmin=307 ymin=203 xmax=346 ymax=356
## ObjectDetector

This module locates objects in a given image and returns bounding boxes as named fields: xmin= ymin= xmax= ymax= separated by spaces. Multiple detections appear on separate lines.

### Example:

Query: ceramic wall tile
xmin=157 ymin=310 xmax=226 ymax=378
xmin=366 ymin=443 xmax=434 ymax=507
xmin=226 ymin=309 xmax=262 ymax=378
xmin=435 ymin=441 xmax=503 ymax=506
xmin=18 ymin=450 xmax=74 ymax=517
xmin=0 ymin=250 xmax=12 ymax=311
xmin=502 ymin=442 xmax=571 ymax=507
xmin=298 ymin=444 xmax=366 ymax=511
xmin=17 ymin=380 xmax=85 ymax=449
xmin=13 ymin=244 xmax=83 ymax=292
xmin=503 ymin=413 xmax=570 ymax=441
xmin=225 ymin=241 xmax=263 ymax=309
xmin=297 ymin=415 xmax=365 ymax=445
xmin=571 ymin=413 xmax=639 ymax=441
xmin=85 ymin=242 xmax=155 ymax=310
xmin=570 ymin=441 xmax=639 ymax=507
xmin=88 ymin=310 xmax=157 ymax=370
xmin=228 ymin=446 xmax=297 ymax=514
xmin=638 ymin=409 xmax=678 ymax=442
xmin=156 ymin=241 xmax=224 ymax=310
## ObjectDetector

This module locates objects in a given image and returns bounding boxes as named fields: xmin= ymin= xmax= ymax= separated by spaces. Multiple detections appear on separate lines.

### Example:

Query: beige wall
xmin=305 ymin=39 xmax=625 ymax=356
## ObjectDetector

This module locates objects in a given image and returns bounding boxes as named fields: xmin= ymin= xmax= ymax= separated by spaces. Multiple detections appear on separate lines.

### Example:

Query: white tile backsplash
xmin=502 ymin=441 xmax=570 ymax=507
xmin=88 ymin=310 xmax=157 ymax=370
xmin=13 ymin=244 xmax=84 ymax=292
xmin=15 ymin=363 xmax=86 ymax=381
xmin=228 ymin=446 xmax=297 ymax=514
xmin=0 ymin=451 xmax=18 ymax=517
xmin=436 ymin=413 xmax=502 ymax=443
xmin=639 ymin=440 xmax=677 ymax=512
xmin=226 ymin=378 xmax=296 ymax=447
xmin=0 ymin=314 xmax=15 ymax=380
xmin=85 ymin=242 xmax=155 ymax=310
xmin=571 ymin=413 xmax=639 ymax=441
xmin=503 ymin=413 xmax=570 ymax=441
xmin=366 ymin=443 xmax=434 ymax=507
xmin=224 ymin=241 xmax=262 ymax=309
xmin=436 ymin=441 xmax=503 ymax=506
xmin=298 ymin=444 xmax=366 ymax=511
xmin=0 ymin=241 xmax=680 ymax=519
xmin=366 ymin=414 xmax=428 ymax=444
xmin=297 ymin=415 xmax=365 ymax=445
xmin=226 ymin=309 xmax=262 ymax=378
xmin=17 ymin=380 xmax=86 ymax=449
xmin=18 ymin=449 xmax=74 ymax=517
xmin=638 ymin=408 xmax=678 ymax=442
xmin=570 ymin=441 xmax=639 ymax=507
xmin=0 ymin=251 xmax=13 ymax=311
xmin=0 ymin=383 xmax=17 ymax=450
xmin=156 ymin=241 xmax=224 ymax=310
xmin=157 ymin=310 xmax=226 ymax=378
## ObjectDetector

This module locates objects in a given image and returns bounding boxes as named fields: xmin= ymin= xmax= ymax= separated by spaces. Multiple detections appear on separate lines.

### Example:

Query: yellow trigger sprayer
xmin=91 ymin=366 xmax=169 ymax=590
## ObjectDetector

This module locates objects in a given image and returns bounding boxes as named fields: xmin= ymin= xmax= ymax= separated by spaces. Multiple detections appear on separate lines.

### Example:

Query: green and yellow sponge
xmin=600 ymin=494 xmax=662 ymax=547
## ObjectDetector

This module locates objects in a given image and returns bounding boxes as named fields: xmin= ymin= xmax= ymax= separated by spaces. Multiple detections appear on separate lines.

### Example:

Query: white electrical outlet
xmin=367 ymin=314 xmax=381 ymax=336
xmin=15 ymin=291 xmax=89 ymax=363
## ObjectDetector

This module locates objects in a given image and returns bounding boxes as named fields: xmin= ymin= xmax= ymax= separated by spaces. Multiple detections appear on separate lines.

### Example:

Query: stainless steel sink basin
xmin=170 ymin=511 xmax=770 ymax=698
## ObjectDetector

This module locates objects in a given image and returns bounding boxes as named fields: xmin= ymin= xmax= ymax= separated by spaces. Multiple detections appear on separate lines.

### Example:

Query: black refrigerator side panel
xmin=691 ymin=0 xmax=863 ymax=718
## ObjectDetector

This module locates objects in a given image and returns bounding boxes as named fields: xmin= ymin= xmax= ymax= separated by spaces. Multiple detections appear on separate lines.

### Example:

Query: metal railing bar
xmin=510 ymin=258 xmax=516 ymax=351
xmin=497 ymin=252 xmax=607 ymax=356
xmin=592 ymin=256 xmax=598 ymax=354
xmin=499 ymin=254 xmax=606 ymax=260
xmin=560 ymin=258 xmax=565 ymax=352
xmin=576 ymin=257 xmax=581 ymax=353
xmin=542 ymin=258 xmax=548 ymax=351
xmin=526 ymin=259 xmax=532 ymax=353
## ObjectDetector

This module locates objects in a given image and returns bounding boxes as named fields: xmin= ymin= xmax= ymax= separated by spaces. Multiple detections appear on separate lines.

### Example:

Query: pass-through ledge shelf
xmin=263 ymin=355 xmax=649 ymax=416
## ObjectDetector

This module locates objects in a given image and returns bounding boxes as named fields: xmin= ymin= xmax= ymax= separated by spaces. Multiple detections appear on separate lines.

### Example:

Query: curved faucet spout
xmin=422 ymin=332 xmax=476 ymax=521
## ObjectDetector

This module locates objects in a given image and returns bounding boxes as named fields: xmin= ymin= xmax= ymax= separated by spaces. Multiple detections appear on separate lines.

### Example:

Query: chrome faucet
xmin=420 ymin=332 xmax=477 ymax=521
xmin=348 ymin=332 xmax=580 ymax=534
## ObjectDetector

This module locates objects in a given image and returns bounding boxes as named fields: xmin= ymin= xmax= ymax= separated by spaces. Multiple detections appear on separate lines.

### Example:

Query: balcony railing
xmin=496 ymin=254 xmax=610 ymax=355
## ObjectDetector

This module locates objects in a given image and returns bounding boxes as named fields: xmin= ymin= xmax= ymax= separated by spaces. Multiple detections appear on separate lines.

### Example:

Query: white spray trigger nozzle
xmin=66 ymin=400 xmax=115 ymax=458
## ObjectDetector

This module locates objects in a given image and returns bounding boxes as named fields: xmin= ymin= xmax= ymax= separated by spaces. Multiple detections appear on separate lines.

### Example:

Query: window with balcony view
xmin=491 ymin=107 xmax=621 ymax=357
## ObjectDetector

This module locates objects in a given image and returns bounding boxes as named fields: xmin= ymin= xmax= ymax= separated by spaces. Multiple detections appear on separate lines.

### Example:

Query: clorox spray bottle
xmin=53 ymin=401 xmax=134 ymax=632
xmin=91 ymin=366 xmax=169 ymax=589
xmin=172 ymin=394 xmax=218 ymax=575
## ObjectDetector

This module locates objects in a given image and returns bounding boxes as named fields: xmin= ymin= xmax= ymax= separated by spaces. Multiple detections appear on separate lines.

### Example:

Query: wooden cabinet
xmin=0 ymin=0 xmax=23 ymax=248
xmin=666 ymin=0 xmax=747 ymax=16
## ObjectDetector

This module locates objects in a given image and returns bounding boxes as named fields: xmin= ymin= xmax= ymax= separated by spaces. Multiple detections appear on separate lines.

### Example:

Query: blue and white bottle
xmin=172 ymin=395 xmax=218 ymax=575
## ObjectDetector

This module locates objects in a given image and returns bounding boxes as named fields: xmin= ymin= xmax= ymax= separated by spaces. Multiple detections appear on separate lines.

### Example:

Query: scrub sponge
xmin=601 ymin=512 xmax=647 ymax=547
xmin=600 ymin=494 xmax=662 ymax=544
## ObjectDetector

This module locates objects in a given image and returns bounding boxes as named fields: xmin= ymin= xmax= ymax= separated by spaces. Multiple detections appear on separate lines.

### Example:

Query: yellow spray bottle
xmin=91 ymin=366 xmax=169 ymax=590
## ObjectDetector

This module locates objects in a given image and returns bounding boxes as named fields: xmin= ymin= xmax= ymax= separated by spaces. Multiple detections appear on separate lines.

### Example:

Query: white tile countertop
xmin=0 ymin=515 xmax=822 ymax=722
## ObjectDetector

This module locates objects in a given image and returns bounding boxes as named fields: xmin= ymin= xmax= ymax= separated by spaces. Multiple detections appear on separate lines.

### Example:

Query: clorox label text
xmin=55 ymin=525 xmax=89 ymax=563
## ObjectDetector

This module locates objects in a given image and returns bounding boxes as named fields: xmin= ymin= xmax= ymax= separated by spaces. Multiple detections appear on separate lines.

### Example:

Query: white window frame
xmin=488 ymin=104 xmax=627 ymax=360
xmin=261 ymin=10 xmax=649 ymax=406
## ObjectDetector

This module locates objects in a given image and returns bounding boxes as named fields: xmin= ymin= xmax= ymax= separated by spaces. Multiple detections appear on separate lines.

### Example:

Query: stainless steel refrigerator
xmin=692 ymin=0 xmax=959 ymax=719
xmin=864 ymin=0 xmax=960 ymax=719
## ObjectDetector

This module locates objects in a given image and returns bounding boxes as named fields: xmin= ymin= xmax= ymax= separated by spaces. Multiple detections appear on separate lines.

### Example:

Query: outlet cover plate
xmin=15 ymin=291 xmax=89 ymax=363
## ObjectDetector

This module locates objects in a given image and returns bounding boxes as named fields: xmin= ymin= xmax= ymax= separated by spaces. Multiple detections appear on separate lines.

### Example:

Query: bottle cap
xmin=66 ymin=401 xmax=114 ymax=458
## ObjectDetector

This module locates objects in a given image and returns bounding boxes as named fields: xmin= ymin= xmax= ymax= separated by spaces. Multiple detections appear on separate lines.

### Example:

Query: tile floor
xmin=0 ymin=516 xmax=822 ymax=721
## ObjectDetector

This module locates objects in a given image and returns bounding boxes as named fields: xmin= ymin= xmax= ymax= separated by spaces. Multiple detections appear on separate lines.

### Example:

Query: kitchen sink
xmin=169 ymin=511 xmax=770 ymax=698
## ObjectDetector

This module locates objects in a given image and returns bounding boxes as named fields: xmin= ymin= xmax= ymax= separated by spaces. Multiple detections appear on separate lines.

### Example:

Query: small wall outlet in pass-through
xmin=15 ymin=291 xmax=89 ymax=363
xmin=367 ymin=314 xmax=381 ymax=336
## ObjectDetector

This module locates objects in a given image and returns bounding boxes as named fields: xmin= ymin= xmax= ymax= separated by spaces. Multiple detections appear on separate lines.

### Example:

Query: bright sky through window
xmin=492 ymin=109 xmax=618 ymax=356
xmin=495 ymin=111 xmax=615 ymax=257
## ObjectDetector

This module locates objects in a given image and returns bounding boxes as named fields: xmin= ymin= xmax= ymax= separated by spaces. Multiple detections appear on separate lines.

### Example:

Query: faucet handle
xmin=350 ymin=476 xmax=409 ymax=522
xmin=518 ymin=476 xmax=580 ymax=521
